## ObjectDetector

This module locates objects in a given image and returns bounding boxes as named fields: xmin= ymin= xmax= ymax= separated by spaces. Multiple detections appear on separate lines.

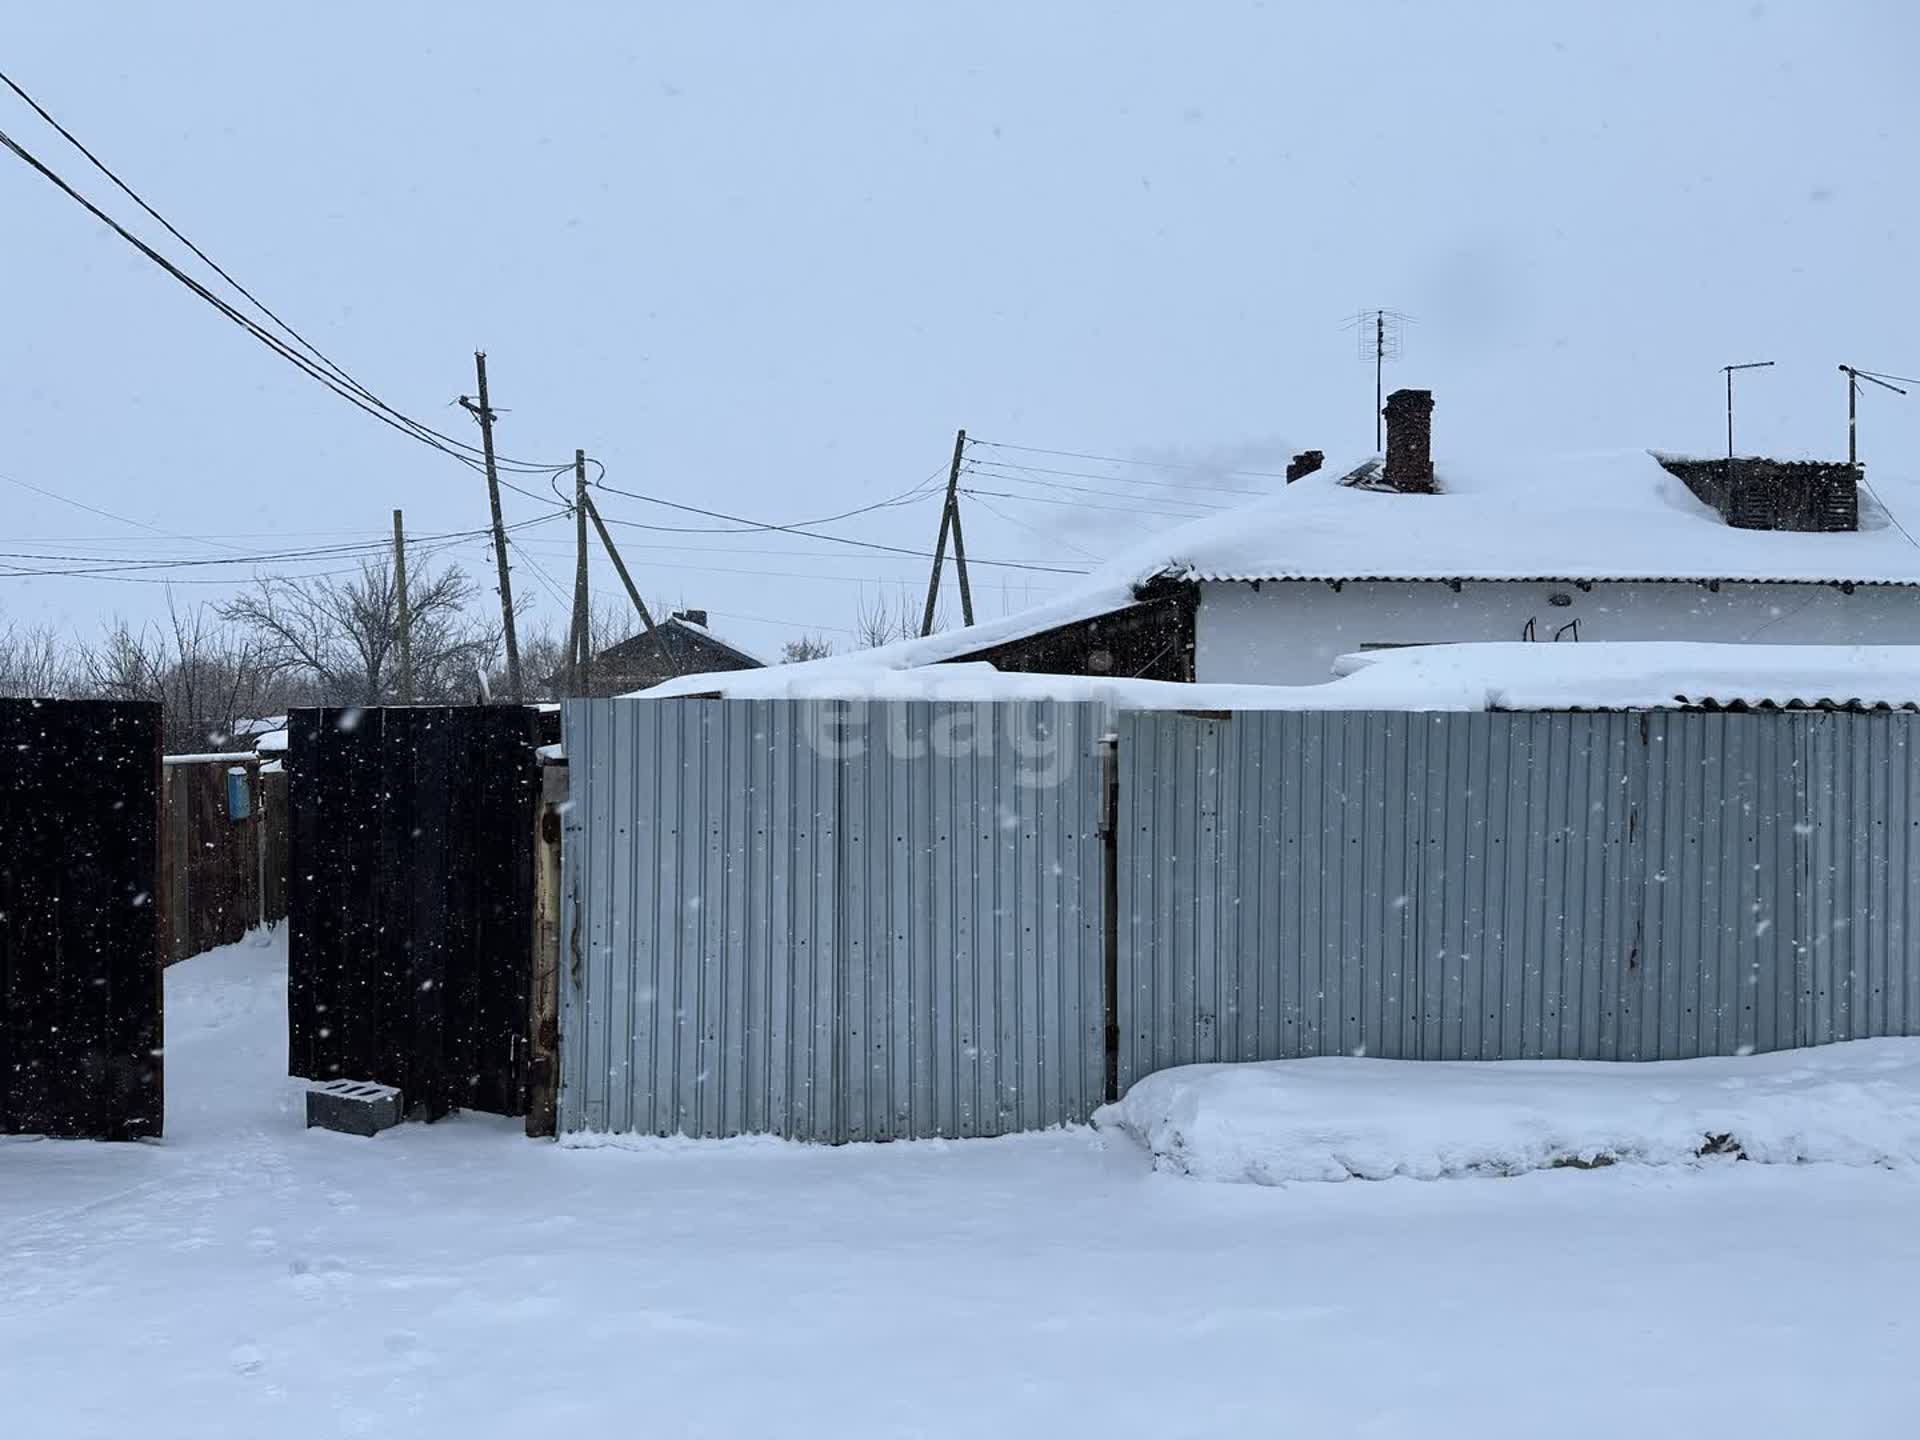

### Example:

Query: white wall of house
xmin=1194 ymin=579 xmax=1920 ymax=685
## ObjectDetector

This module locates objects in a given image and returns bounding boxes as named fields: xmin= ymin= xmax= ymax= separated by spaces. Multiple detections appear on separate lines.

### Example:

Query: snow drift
xmin=1094 ymin=1042 xmax=1920 ymax=1183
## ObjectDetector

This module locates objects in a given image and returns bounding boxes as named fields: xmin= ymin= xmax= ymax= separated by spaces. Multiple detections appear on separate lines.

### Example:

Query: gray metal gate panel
xmin=1116 ymin=708 xmax=1920 ymax=1089
xmin=560 ymin=699 xmax=839 ymax=1138
xmin=560 ymin=698 xmax=1106 ymax=1141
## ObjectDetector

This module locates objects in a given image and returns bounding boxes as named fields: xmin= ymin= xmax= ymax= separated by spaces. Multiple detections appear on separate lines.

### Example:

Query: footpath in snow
xmin=6 ymin=934 xmax=1920 ymax=1438
xmin=1095 ymin=1044 xmax=1920 ymax=1184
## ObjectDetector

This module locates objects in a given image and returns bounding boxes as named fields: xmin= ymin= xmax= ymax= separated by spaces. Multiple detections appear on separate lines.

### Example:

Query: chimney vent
xmin=1382 ymin=388 xmax=1436 ymax=493
xmin=1286 ymin=450 xmax=1324 ymax=483
xmin=673 ymin=609 xmax=709 ymax=628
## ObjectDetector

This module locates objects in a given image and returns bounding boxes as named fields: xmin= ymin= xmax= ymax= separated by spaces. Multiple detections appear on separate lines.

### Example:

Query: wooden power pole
xmin=580 ymin=490 xmax=676 ymax=678
xmin=919 ymin=428 xmax=974 ymax=637
xmin=460 ymin=351 xmax=524 ymax=703
xmin=571 ymin=449 xmax=591 ymax=694
xmin=392 ymin=508 xmax=414 ymax=703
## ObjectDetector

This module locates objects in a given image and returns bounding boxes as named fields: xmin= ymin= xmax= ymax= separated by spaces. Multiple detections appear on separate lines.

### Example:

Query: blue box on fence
xmin=226 ymin=766 xmax=251 ymax=821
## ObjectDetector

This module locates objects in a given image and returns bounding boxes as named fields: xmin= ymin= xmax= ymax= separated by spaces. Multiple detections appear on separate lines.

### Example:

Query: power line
xmin=0 ymin=108 xmax=569 ymax=486
xmin=0 ymin=469 xmax=251 ymax=554
xmin=0 ymin=511 xmax=567 ymax=580
xmin=961 ymin=463 xmax=1223 ymax=513
xmin=970 ymin=437 xmax=1289 ymax=480
xmin=571 ymin=466 xmax=947 ymax=536
xmin=0 ymin=66 xmax=573 ymax=478
xmin=962 ymin=492 xmax=1106 ymax=564
xmin=960 ymin=486 xmax=1213 ymax=521
xmin=0 ymin=532 xmax=480 ymax=586
xmin=966 ymin=456 xmax=1266 ymax=499
xmin=588 ymin=481 xmax=1089 ymax=575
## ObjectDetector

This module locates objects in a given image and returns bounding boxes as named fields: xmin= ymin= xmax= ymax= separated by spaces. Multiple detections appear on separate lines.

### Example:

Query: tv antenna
xmin=1838 ymin=365 xmax=1915 ymax=465
xmin=1343 ymin=308 xmax=1413 ymax=450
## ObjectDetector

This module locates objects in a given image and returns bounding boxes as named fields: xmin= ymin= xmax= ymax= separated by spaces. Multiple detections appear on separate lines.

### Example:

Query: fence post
xmin=527 ymin=759 xmax=567 ymax=1137
xmin=1100 ymin=729 xmax=1121 ymax=1104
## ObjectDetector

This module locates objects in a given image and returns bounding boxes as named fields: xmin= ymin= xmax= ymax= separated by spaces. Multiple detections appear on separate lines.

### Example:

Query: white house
xmin=948 ymin=390 xmax=1920 ymax=686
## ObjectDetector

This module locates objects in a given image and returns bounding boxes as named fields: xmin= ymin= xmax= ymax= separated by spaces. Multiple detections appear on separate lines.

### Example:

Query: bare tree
xmin=514 ymin=599 xmax=638 ymax=700
xmin=82 ymin=598 xmax=275 ymax=752
xmin=221 ymin=557 xmax=498 ymax=705
xmin=854 ymin=588 xmax=940 ymax=649
xmin=0 ymin=622 xmax=78 ymax=698
xmin=780 ymin=634 xmax=834 ymax=663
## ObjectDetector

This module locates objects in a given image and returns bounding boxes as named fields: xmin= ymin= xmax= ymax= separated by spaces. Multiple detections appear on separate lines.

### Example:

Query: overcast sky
xmin=3 ymin=1 xmax=1915 ymax=659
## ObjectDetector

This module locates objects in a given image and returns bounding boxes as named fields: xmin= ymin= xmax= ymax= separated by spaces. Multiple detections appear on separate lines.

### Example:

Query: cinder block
xmin=306 ymin=1079 xmax=403 ymax=1136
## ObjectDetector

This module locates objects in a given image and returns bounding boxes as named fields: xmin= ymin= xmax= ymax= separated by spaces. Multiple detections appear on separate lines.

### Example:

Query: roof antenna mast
xmin=1838 ymin=365 xmax=1914 ymax=465
xmin=1343 ymin=308 xmax=1411 ymax=452
xmin=1721 ymin=360 xmax=1775 ymax=488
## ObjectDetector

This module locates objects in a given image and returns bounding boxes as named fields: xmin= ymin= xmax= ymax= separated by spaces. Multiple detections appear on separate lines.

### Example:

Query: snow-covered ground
xmin=6 ymin=935 xmax=1920 ymax=1437
xmin=1096 ymin=1047 xmax=1920 ymax=1184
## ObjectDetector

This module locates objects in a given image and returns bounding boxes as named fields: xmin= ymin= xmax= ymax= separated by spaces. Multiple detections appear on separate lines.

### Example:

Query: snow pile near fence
xmin=1094 ymin=1042 xmax=1920 ymax=1183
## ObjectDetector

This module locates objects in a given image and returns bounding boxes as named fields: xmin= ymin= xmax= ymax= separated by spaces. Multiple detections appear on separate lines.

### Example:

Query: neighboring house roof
xmin=622 ymin=642 xmax=1920 ymax=713
xmin=561 ymin=615 xmax=769 ymax=695
xmin=1144 ymin=450 xmax=1920 ymax=587
xmin=596 ymin=614 xmax=765 ymax=671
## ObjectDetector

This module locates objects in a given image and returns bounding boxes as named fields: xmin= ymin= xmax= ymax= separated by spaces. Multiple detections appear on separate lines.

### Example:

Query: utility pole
xmin=459 ymin=351 xmax=523 ymax=703
xmin=571 ymin=449 xmax=591 ymax=695
xmin=580 ymin=490 xmax=676 ymax=678
xmin=920 ymin=428 xmax=971 ymax=637
xmin=392 ymin=508 xmax=414 ymax=704
xmin=1839 ymin=365 xmax=1914 ymax=466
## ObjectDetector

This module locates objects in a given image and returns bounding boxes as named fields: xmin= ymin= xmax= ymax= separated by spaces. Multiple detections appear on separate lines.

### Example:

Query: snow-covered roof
xmin=1146 ymin=450 xmax=1920 ymax=586
xmin=1332 ymin=642 xmax=1920 ymax=712
xmin=659 ymin=613 xmax=766 ymax=667
xmin=629 ymin=642 xmax=1920 ymax=713
xmin=633 ymin=444 xmax=1920 ymax=702
xmin=253 ymin=729 xmax=288 ymax=755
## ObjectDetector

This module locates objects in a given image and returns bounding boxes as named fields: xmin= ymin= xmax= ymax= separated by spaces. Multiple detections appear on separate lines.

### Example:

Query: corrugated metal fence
xmin=1116 ymin=709 xmax=1920 ymax=1088
xmin=560 ymin=698 xmax=1108 ymax=1140
xmin=561 ymin=702 xmax=1920 ymax=1143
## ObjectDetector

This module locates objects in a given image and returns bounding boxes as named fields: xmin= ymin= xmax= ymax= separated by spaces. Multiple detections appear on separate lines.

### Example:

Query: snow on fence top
xmin=622 ymin=642 xmax=1920 ymax=713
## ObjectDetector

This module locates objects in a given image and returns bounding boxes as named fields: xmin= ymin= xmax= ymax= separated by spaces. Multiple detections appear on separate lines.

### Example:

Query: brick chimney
xmin=1286 ymin=450 xmax=1324 ymax=483
xmin=673 ymin=608 xmax=709 ymax=628
xmin=1382 ymin=388 xmax=1435 ymax=493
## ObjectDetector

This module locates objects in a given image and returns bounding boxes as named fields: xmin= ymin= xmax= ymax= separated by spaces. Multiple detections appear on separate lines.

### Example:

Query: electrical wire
xmin=960 ymin=486 xmax=1212 ymax=520
xmin=587 ymin=482 xmax=1088 ymax=574
xmin=0 ymin=113 xmax=569 ymax=486
xmin=967 ymin=455 xmax=1269 ymax=499
xmin=0 ymin=511 xmax=567 ymax=580
xmin=0 ymin=469 xmax=251 ymax=554
xmin=0 ymin=66 xmax=575 ymax=477
xmin=961 ymin=462 xmax=1225 ymax=512
xmin=962 ymin=492 xmax=1106 ymax=564
xmin=971 ymin=436 xmax=1290 ymax=480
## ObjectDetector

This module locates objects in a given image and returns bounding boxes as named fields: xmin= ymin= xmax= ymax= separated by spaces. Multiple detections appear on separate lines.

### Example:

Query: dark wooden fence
xmin=287 ymin=707 xmax=548 ymax=1119
xmin=259 ymin=766 xmax=288 ymax=927
xmin=161 ymin=755 xmax=261 ymax=963
xmin=0 ymin=700 xmax=163 ymax=1140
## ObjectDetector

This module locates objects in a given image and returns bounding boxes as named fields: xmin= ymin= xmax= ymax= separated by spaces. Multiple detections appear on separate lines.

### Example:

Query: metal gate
xmin=559 ymin=698 xmax=1108 ymax=1141
xmin=287 ymin=706 xmax=545 ymax=1118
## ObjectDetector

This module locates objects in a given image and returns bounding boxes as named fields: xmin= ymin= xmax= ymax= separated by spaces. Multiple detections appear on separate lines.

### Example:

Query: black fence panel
xmin=287 ymin=706 xmax=545 ymax=1118
xmin=0 ymin=700 xmax=163 ymax=1140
